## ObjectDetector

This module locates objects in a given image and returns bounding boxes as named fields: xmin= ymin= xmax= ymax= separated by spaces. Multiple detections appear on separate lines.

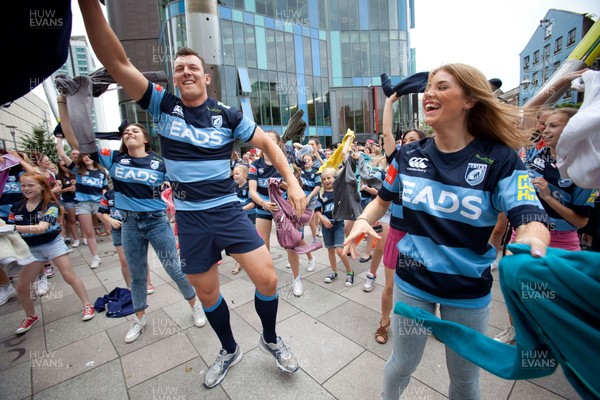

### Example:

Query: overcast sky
xmin=63 ymin=0 xmax=600 ymax=128
xmin=411 ymin=0 xmax=600 ymax=89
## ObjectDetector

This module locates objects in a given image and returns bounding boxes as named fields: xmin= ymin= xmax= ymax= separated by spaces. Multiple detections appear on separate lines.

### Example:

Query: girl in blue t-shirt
xmin=57 ymin=141 xmax=108 ymax=269
xmin=315 ymin=168 xmax=353 ymax=284
xmin=9 ymin=172 xmax=95 ymax=334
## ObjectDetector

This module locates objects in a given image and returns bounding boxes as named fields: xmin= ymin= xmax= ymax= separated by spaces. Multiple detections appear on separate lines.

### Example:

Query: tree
xmin=19 ymin=124 xmax=59 ymax=163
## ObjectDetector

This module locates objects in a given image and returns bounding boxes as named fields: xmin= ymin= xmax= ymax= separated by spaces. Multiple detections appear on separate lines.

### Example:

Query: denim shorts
xmin=322 ymin=220 xmax=345 ymax=249
xmin=63 ymin=202 xmax=76 ymax=211
xmin=29 ymin=235 xmax=69 ymax=262
xmin=177 ymin=202 xmax=265 ymax=274
xmin=75 ymin=201 xmax=100 ymax=215
xmin=112 ymin=227 xmax=122 ymax=246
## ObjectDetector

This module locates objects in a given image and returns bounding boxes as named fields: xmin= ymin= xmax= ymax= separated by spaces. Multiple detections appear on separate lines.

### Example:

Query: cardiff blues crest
xmin=211 ymin=115 xmax=223 ymax=128
xmin=465 ymin=163 xmax=488 ymax=186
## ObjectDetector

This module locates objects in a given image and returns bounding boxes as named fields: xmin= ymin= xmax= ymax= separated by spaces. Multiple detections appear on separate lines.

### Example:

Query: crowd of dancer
xmin=1 ymin=1 xmax=597 ymax=397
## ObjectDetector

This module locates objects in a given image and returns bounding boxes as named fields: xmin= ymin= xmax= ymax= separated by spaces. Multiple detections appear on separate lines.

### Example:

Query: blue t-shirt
xmin=137 ymin=81 xmax=256 ymax=211
xmin=98 ymin=189 xmax=124 ymax=221
xmin=248 ymin=157 xmax=282 ymax=218
xmin=301 ymin=167 xmax=321 ymax=195
xmin=67 ymin=162 xmax=108 ymax=203
xmin=98 ymin=148 xmax=167 ymax=212
xmin=379 ymin=137 xmax=547 ymax=308
xmin=9 ymin=200 xmax=62 ymax=246
xmin=236 ymin=181 xmax=255 ymax=216
xmin=316 ymin=190 xmax=337 ymax=221
xmin=526 ymin=147 xmax=596 ymax=231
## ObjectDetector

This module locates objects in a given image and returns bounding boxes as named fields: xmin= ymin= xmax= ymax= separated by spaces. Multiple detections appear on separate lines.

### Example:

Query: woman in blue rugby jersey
xmin=56 ymin=131 xmax=107 ymax=270
xmin=57 ymin=100 xmax=207 ymax=344
xmin=345 ymin=63 xmax=551 ymax=400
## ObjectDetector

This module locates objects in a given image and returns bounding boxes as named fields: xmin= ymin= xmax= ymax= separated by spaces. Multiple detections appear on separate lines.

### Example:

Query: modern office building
xmin=519 ymin=9 xmax=595 ymax=106
xmin=0 ymin=91 xmax=52 ymax=150
xmin=107 ymin=0 xmax=416 ymax=146
xmin=52 ymin=36 xmax=108 ymax=132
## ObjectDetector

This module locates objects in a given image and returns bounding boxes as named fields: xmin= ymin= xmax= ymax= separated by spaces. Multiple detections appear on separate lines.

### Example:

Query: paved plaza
xmin=0 ymin=228 xmax=579 ymax=399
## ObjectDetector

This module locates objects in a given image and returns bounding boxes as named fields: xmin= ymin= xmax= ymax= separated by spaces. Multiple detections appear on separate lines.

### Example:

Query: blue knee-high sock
xmin=255 ymin=290 xmax=278 ymax=343
xmin=204 ymin=294 xmax=236 ymax=354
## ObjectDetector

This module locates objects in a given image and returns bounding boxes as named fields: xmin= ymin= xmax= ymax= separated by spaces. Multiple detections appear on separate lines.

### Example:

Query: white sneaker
xmin=82 ymin=238 xmax=88 ymax=246
xmin=292 ymin=276 xmax=304 ymax=297
xmin=125 ymin=315 xmax=146 ymax=343
xmin=493 ymin=326 xmax=515 ymax=344
xmin=363 ymin=272 xmax=376 ymax=292
xmin=71 ymin=240 xmax=80 ymax=248
xmin=191 ymin=302 xmax=207 ymax=327
xmin=0 ymin=284 xmax=17 ymax=306
xmin=35 ymin=275 xmax=49 ymax=297
xmin=307 ymin=258 xmax=316 ymax=272
xmin=90 ymin=255 xmax=102 ymax=269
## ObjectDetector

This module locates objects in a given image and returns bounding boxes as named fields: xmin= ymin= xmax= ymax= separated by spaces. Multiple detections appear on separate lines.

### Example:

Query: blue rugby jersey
xmin=378 ymin=160 xmax=408 ymax=232
xmin=137 ymin=81 xmax=256 ymax=211
xmin=301 ymin=167 xmax=321 ymax=195
xmin=379 ymin=137 xmax=547 ymax=308
xmin=67 ymin=162 xmax=108 ymax=203
xmin=98 ymin=189 xmax=124 ymax=221
xmin=526 ymin=147 xmax=596 ymax=231
xmin=0 ymin=169 xmax=24 ymax=220
xmin=316 ymin=190 xmax=337 ymax=221
xmin=9 ymin=200 xmax=62 ymax=246
xmin=236 ymin=181 xmax=255 ymax=217
xmin=98 ymin=148 xmax=167 ymax=212
xmin=248 ymin=157 xmax=282 ymax=218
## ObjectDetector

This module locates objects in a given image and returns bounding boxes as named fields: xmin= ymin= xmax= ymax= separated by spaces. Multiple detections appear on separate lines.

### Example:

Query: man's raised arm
xmin=78 ymin=0 xmax=148 ymax=101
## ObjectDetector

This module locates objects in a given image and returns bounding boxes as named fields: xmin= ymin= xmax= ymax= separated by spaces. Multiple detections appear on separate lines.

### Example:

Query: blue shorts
xmin=177 ymin=202 xmax=265 ymax=274
xmin=29 ymin=235 xmax=69 ymax=262
xmin=322 ymin=220 xmax=345 ymax=249
xmin=112 ymin=227 xmax=122 ymax=247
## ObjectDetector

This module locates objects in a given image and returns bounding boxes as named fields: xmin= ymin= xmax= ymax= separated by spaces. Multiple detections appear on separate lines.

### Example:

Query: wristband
xmin=356 ymin=217 xmax=370 ymax=224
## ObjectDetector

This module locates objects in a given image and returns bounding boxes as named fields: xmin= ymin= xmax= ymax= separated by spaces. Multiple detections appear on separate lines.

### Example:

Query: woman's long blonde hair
xmin=428 ymin=63 xmax=534 ymax=149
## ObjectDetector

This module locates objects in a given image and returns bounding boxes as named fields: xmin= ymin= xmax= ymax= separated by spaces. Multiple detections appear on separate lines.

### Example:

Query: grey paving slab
xmin=323 ymin=350 xmax=387 ymax=400
xmin=511 ymin=379 xmax=572 ymax=400
xmin=339 ymin=279 xmax=384 ymax=313
xmin=275 ymin=312 xmax=364 ymax=384
xmin=95 ymin=265 xmax=128 ymax=287
xmin=0 ymin=292 xmax=25 ymax=317
xmin=142 ymin=281 xmax=188 ymax=312
xmin=218 ymin=347 xmax=336 ymax=400
xmin=186 ymin=309 xmax=260 ymax=366
xmin=0 ymin=324 xmax=46 ymax=372
xmin=33 ymin=358 xmax=128 ymax=400
xmin=162 ymin=298 xmax=199 ymax=330
xmin=120 ymin=332 xmax=198 ymax=388
xmin=0 ymin=359 xmax=31 ymax=400
xmin=106 ymin=309 xmax=187 ymax=357
xmin=278 ymin=277 xmax=349 ymax=318
xmin=128 ymin=356 xmax=229 ymax=400
xmin=31 ymin=331 xmax=118 ymax=393
xmin=318 ymin=299 xmax=392 ymax=361
xmin=40 ymin=285 xmax=106 ymax=324
xmin=528 ymin=366 xmax=580 ymax=399
xmin=44 ymin=309 xmax=123 ymax=351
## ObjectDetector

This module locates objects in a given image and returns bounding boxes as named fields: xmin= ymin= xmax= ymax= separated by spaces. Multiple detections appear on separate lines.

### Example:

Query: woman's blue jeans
xmin=121 ymin=210 xmax=196 ymax=312
xmin=382 ymin=284 xmax=490 ymax=400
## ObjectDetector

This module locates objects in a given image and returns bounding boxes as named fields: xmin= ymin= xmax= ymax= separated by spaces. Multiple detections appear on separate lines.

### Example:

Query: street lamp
xmin=6 ymin=125 xmax=17 ymax=150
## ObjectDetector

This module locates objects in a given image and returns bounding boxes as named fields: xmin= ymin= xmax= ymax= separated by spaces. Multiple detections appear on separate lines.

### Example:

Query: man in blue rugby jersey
xmin=79 ymin=0 xmax=307 ymax=389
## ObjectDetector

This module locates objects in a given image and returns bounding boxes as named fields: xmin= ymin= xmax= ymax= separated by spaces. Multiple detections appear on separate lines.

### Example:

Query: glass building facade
xmin=158 ymin=0 xmax=415 ymax=145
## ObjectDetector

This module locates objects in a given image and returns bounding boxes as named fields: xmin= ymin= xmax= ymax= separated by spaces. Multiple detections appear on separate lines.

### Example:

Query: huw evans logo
xmin=30 ymin=10 xmax=63 ymax=28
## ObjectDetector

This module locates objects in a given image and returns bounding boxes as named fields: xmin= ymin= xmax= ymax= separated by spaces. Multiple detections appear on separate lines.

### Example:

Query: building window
xmin=532 ymin=72 xmax=539 ymax=86
xmin=533 ymin=50 xmax=539 ymax=64
xmin=523 ymin=56 xmax=530 ymax=70
xmin=554 ymin=36 xmax=562 ymax=53
xmin=567 ymin=28 xmax=576 ymax=46
xmin=544 ymin=21 xmax=553 ymax=39
xmin=543 ymin=44 xmax=550 ymax=61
